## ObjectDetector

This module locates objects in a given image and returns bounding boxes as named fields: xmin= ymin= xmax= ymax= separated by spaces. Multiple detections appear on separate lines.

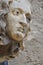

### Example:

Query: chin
xmin=10 ymin=31 xmax=25 ymax=41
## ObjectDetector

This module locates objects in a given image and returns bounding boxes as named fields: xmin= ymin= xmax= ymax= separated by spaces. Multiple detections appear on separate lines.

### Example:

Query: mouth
xmin=15 ymin=25 xmax=30 ymax=39
xmin=17 ymin=27 xmax=24 ymax=33
xmin=11 ymin=26 xmax=25 ymax=41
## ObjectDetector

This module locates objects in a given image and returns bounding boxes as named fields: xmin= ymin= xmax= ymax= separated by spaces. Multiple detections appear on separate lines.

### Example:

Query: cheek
xmin=13 ymin=16 xmax=21 ymax=24
xmin=8 ymin=13 xmax=20 ymax=22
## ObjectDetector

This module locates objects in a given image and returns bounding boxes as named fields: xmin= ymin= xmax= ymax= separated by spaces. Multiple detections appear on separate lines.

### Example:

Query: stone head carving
xmin=6 ymin=0 xmax=31 ymax=42
xmin=0 ymin=0 xmax=31 ymax=60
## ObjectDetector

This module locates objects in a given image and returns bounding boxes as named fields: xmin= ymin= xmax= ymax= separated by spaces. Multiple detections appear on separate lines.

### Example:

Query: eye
xmin=16 ymin=10 xmax=20 ymax=14
xmin=26 ymin=17 xmax=31 ymax=23
xmin=26 ymin=17 xmax=31 ymax=21
xmin=25 ymin=13 xmax=31 ymax=23
xmin=13 ymin=10 xmax=20 ymax=15
xmin=16 ymin=11 xmax=19 ymax=14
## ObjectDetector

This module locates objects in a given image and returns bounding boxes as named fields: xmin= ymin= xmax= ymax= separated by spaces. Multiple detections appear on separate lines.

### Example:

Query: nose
xmin=19 ymin=14 xmax=27 ymax=27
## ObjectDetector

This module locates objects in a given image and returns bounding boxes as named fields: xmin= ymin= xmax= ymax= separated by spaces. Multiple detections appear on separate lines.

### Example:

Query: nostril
xmin=19 ymin=22 xmax=27 ymax=27
xmin=19 ymin=22 xmax=23 ymax=25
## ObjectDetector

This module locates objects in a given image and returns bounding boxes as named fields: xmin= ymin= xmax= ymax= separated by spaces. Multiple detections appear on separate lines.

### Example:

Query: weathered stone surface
xmin=0 ymin=0 xmax=43 ymax=65
xmin=0 ymin=0 xmax=31 ymax=62
xmin=8 ymin=0 xmax=43 ymax=65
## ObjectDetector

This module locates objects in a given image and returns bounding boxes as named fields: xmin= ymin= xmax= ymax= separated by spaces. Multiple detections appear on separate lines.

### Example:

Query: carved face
xmin=6 ymin=0 xmax=31 ymax=41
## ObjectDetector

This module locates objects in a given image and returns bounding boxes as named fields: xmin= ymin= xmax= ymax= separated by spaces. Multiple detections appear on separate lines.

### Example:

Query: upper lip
xmin=17 ymin=27 xmax=24 ymax=32
xmin=16 ymin=22 xmax=27 ymax=33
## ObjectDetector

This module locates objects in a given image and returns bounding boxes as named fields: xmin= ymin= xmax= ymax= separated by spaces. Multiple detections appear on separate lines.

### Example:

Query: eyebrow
xmin=11 ymin=8 xmax=24 ymax=14
xmin=17 ymin=8 xmax=24 ymax=13
xmin=25 ymin=13 xmax=31 ymax=19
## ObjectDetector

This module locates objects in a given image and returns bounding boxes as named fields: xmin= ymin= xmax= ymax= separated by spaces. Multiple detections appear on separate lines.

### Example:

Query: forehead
xmin=10 ymin=0 xmax=31 ymax=14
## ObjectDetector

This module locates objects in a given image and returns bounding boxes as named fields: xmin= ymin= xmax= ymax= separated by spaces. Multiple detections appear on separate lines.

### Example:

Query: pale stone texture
xmin=0 ymin=0 xmax=43 ymax=65
xmin=8 ymin=0 xmax=43 ymax=65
